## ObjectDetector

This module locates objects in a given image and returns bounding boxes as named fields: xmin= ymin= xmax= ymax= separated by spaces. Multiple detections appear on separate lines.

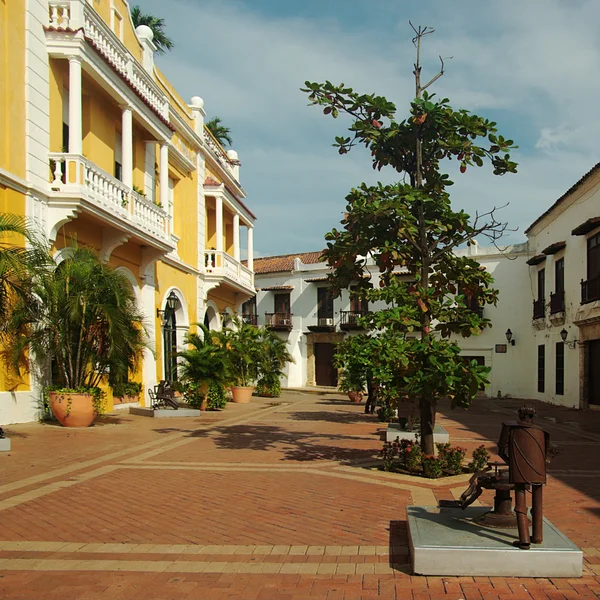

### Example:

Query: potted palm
xmin=218 ymin=317 xmax=261 ymax=403
xmin=178 ymin=324 xmax=231 ymax=411
xmin=255 ymin=328 xmax=293 ymax=398
xmin=4 ymin=244 xmax=147 ymax=427
xmin=339 ymin=367 xmax=366 ymax=403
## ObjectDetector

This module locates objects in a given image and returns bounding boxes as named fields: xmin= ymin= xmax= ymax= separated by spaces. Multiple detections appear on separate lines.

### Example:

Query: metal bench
xmin=148 ymin=381 xmax=179 ymax=410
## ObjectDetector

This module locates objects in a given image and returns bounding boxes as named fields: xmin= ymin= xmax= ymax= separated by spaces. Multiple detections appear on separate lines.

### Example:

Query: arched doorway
xmin=204 ymin=304 xmax=219 ymax=330
xmin=160 ymin=289 xmax=188 ymax=382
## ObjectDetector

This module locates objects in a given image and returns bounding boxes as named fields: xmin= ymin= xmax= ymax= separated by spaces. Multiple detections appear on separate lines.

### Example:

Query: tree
xmin=301 ymin=25 xmax=518 ymax=454
xmin=130 ymin=6 xmax=174 ymax=55
xmin=255 ymin=328 xmax=294 ymax=398
xmin=4 ymin=244 xmax=147 ymax=391
xmin=0 ymin=214 xmax=50 ymax=323
xmin=206 ymin=117 xmax=233 ymax=147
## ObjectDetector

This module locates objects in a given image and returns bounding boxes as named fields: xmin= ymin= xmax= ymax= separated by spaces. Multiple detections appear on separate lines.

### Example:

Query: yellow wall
xmin=208 ymin=287 xmax=238 ymax=313
xmin=0 ymin=0 xmax=26 ymax=178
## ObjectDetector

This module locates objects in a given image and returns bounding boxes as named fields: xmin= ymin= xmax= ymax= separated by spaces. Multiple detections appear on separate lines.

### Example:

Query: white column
xmin=121 ymin=106 xmax=133 ymax=188
xmin=160 ymin=143 xmax=169 ymax=232
xmin=247 ymin=226 xmax=254 ymax=271
xmin=141 ymin=280 xmax=157 ymax=405
xmin=68 ymin=56 xmax=82 ymax=155
xmin=215 ymin=195 xmax=223 ymax=252
xmin=233 ymin=214 xmax=240 ymax=261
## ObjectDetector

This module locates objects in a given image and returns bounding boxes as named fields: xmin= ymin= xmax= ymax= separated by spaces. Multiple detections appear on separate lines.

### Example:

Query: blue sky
xmin=136 ymin=0 xmax=600 ymax=257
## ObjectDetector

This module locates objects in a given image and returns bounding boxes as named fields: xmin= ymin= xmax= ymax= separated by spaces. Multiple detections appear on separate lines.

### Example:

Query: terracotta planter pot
xmin=231 ymin=386 xmax=253 ymax=404
xmin=348 ymin=391 xmax=364 ymax=403
xmin=49 ymin=391 xmax=97 ymax=428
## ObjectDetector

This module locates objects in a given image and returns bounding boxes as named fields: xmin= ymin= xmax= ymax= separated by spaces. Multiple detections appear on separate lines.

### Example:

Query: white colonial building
xmin=251 ymin=161 xmax=600 ymax=410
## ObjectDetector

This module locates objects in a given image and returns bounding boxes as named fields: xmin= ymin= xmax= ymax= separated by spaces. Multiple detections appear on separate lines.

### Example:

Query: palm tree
xmin=130 ymin=6 xmax=174 ymax=55
xmin=255 ymin=328 xmax=294 ymax=398
xmin=4 ymin=244 xmax=147 ymax=390
xmin=0 ymin=214 xmax=50 ymax=322
xmin=206 ymin=117 xmax=233 ymax=147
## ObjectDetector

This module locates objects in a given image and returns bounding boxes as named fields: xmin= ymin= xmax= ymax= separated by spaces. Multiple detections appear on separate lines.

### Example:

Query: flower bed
xmin=381 ymin=439 xmax=490 ymax=479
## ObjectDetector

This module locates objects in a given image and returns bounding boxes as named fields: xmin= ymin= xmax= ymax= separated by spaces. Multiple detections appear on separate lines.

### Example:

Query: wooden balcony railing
xmin=340 ymin=310 xmax=367 ymax=330
xmin=582 ymin=275 xmax=600 ymax=304
xmin=550 ymin=292 xmax=565 ymax=314
xmin=265 ymin=312 xmax=293 ymax=330
xmin=533 ymin=298 xmax=545 ymax=320
xmin=242 ymin=314 xmax=257 ymax=326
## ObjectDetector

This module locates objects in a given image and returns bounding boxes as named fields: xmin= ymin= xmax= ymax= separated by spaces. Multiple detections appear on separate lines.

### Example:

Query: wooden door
xmin=315 ymin=343 xmax=338 ymax=387
xmin=589 ymin=340 xmax=600 ymax=405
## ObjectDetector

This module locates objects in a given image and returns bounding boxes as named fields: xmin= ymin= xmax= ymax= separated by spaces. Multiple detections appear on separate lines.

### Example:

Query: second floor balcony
xmin=550 ymin=291 xmax=565 ymax=314
xmin=533 ymin=298 xmax=545 ymax=320
xmin=48 ymin=153 xmax=174 ymax=251
xmin=340 ymin=310 xmax=368 ymax=330
xmin=265 ymin=312 xmax=293 ymax=331
xmin=205 ymin=250 xmax=254 ymax=295
xmin=582 ymin=275 xmax=600 ymax=305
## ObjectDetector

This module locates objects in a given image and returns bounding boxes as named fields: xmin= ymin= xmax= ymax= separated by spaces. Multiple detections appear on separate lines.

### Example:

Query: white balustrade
xmin=48 ymin=153 xmax=169 ymax=242
xmin=204 ymin=130 xmax=237 ymax=178
xmin=49 ymin=1 xmax=71 ymax=29
xmin=203 ymin=250 xmax=254 ymax=292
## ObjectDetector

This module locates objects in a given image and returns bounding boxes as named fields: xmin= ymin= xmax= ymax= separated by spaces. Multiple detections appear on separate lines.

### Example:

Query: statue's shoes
xmin=512 ymin=540 xmax=530 ymax=550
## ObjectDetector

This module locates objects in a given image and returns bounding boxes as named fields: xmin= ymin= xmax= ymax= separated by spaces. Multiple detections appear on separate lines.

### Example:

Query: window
xmin=537 ymin=345 xmax=545 ymax=393
xmin=163 ymin=306 xmax=178 ymax=382
xmin=556 ymin=342 xmax=564 ymax=396
xmin=588 ymin=232 xmax=600 ymax=281
xmin=350 ymin=286 xmax=368 ymax=313
xmin=555 ymin=259 xmax=564 ymax=295
xmin=114 ymin=133 xmax=122 ymax=181
xmin=537 ymin=268 xmax=545 ymax=301
xmin=317 ymin=287 xmax=334 ymax=320
xmin=274 ymin=293 xmax=290 ymax=315
xmin=242 ymin=297 xmax=257 ymax=325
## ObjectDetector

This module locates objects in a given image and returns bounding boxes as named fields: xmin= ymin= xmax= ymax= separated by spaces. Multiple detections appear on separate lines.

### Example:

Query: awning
xmin=542 ymin=241 xmax=566 ymax=255
xmin=572 ymin=217 xmax=600 ymax=236
xmin=526 ymin=255 xmax=546 ymax=266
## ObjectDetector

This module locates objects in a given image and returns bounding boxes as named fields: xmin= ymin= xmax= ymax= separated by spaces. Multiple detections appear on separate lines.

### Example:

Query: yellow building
xmin=0 ymin=0 xmax=256 ymax=424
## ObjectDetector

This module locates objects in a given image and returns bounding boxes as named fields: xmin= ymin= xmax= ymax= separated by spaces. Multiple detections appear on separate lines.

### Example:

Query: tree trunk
xmin=420 ymin=398 xmax=436 ymax=455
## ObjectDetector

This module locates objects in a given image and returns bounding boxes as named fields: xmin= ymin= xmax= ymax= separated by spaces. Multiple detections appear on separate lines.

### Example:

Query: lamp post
xmin=560 ymin=328 xmax=578 ymax=349
xmin=157 ymin=291 xmax=180 ymax=381
xmin=505 ymin=328 xmax=515 ymax=346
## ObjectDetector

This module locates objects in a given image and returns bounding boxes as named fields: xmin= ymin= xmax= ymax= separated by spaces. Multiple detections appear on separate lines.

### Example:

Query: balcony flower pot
xmin=49 ymin=390 xmax=98 ymax=428
xmin=231 ymin=386 xmax=253 ymax=404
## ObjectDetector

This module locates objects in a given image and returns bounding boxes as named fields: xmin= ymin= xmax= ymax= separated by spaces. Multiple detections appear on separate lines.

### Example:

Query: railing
xmin=340 ymin=310 xmax=368 ymax=329
xmin=204 ymin=250 xmax=254 ymax=291
xmin=532 ymin=298 xmax=545 ymax=320
xmin=582 ymin=275 xmax=600 ymax=304
xmin=242 ymin=314 xmax=257 ymax=326
xmin=48 ymin=153 xmax=170 ymax=242
xmin=550 ymin=291 xmax=565 ymax=314
xmin=48 ymin=1 xmax=170 ymax=120
xmin=265 ymin=313 xmax=293 ymax=330
xmin=204 ymin=127 xmax=238 ymax=178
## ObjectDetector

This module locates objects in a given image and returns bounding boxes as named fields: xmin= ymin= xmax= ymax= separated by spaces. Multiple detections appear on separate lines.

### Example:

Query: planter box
xmin=408 ymin=506 xmax=582 ymax=577
xmin=385 ymin=423 xmax=449 ymax=443
xmin=129 ymin=407 xmax=201 ymax=418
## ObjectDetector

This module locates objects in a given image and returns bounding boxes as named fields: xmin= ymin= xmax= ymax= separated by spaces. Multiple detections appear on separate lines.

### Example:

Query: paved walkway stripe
xmin=0 ymin=541 xmax=398 ymax=556
xmin=0 ymin=558 xmax=402 ymax=574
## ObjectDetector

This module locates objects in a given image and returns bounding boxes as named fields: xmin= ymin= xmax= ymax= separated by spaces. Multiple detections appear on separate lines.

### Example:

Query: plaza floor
xmin=0 ymin=391 xmax=599 ymax=599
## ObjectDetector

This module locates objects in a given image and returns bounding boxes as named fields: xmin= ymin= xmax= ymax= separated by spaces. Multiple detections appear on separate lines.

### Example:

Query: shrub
xmin=381 ymin=440 xmax=399 ymax=472
xmin=256 ymin=378 xmax=281 ymax=398
xmin=399 ymin=439 xmax=422 ymax=474
xmin=207 ymin=381 xmax=227 ymax=410
xmin=422 ymin=455 xmax=443 ymax=479
xmin=377 ymin=403 xmax=396 ymax=423
xmin=112 ymin=381 xmax=142 ymax=398
xmin=184 ymin=382 xmax=204 ymax=408
xmin=468 ymin=444 xmax=490 ymax=472
xmin=436 ymin=443 xmax=466 ymax=474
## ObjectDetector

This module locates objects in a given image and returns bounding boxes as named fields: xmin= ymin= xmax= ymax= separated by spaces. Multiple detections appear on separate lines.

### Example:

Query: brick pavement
xmin=0 ymin=392 xmax=599 ymax=599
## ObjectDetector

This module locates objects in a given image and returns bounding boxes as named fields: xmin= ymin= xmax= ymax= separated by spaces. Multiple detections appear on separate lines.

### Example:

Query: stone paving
xmin=0 ymin=391 xmax=599 ymax=599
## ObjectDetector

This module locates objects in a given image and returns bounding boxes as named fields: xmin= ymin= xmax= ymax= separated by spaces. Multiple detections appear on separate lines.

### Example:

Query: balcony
xmin=550 ymin=292 xmax=565 ymax=314
xmin=242 ymin=314 xmax=257 ymax=326
xmin=340 ymin=310 xmax=367 ymax=331
xmin=582 ymin=275 xmax=600 ymax=304
xmin=532 ymin=298 xmax=545 ymax=320
xmin=307 ymin=317 xmax=336 ymax=333
xmin=265 ymin=312 xmax=293 ymax=331
xmin=204 ymin=250 xmax=254 ymax=295
xmin=48 ymin=153 xmax=174 ymax=250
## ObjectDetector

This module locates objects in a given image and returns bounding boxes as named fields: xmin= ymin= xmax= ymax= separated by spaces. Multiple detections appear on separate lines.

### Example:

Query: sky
xmin=136 ymin=0 xmax=600 ymax=258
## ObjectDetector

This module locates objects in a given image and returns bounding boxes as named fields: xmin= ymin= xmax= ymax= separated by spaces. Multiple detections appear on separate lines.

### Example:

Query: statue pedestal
xmin=385 ymin=424 xmax=449 ymax=443
xmin=0 ymin=438 xmax=10 ymax=452
xmin=129 ymin=407 xmax=202 ymax=418
xmin=407 ymin=506 xmax=582 ymax=577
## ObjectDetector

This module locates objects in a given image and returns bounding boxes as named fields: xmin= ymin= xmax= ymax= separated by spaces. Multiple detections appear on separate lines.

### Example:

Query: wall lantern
xmin=157 ymin=291 xmax=179 ymax=324
xmin=560 ymin=328 xmax=578 ymax=349
xmin=505 ymin=328 xmax=515 ymax=346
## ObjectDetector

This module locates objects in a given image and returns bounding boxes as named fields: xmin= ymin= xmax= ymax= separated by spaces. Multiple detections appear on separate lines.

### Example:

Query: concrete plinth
xmin=407 ymin=506 xmax=582 ymax=577
xmin=129 ymin=407 xmax=201 ymax=418
xmin=385 ymin=424 xmax=449 ymax=443
xmin=0 ymin=438 xmax=11 ymax=452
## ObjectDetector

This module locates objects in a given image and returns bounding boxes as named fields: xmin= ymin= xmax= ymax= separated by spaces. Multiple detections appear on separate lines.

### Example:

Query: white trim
xmin=0 ymin=168 xmax=30 ymax=195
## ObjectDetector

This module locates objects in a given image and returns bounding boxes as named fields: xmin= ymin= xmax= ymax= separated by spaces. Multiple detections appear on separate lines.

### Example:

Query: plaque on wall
xmin=495 ymin=344 xmax=507 ymax=354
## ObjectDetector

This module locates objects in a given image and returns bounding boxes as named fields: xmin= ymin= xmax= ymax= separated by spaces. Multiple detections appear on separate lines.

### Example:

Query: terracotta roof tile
xmin=252 ymin=251 xmax=325 ymax=274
